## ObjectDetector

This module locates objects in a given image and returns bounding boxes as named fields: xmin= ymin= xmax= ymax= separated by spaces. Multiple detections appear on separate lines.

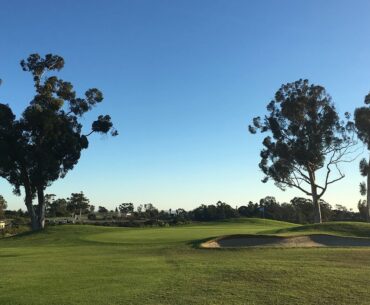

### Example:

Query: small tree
xmin=249 ymin=79 xmax=355 ymax=223
xmin=0 ymin=54 xmax=117 ymax=230
xmin=68 ymin=192 xmax=90 ymax=221
xmin=98 ymin=206 xmax=108 ymax=214
xmin=143 ymin=203 xmax=158 ymax=219
xmin=354 ymin=93 xmax=370 ymax=221
xmin=119 ymin=203 xmax=134 ymax=217
xmin=0 ymin=195 xmax=7 ymax=219
xmin=44 ymin=194 xmax=56 ymax=216
xmin=358 ymin=199 xmax=368 ymax=220
xmin=48 ymin=198 xmax=68 ymax=217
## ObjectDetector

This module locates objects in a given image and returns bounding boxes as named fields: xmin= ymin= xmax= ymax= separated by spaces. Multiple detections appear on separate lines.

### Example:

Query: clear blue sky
xmin=1 ymin=0 xmax=370 ymax=211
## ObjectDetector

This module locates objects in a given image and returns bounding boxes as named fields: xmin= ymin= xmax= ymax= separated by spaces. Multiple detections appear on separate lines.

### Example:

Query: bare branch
xmin=84 ymin=130 xmax=95 ymax=137
xmin=286 ymin=181 xmax=312 ymax=196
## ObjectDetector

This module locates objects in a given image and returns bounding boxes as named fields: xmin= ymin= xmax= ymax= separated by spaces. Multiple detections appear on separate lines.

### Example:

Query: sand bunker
xmin=201 ymin=234 xmax=370 ymax=248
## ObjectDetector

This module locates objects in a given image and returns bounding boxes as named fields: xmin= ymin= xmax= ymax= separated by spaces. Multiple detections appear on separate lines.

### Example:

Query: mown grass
xmin=269 ymin=221 xmax=370 ymax=237
xmin=1 ymin=219 xmax=370 ymax=305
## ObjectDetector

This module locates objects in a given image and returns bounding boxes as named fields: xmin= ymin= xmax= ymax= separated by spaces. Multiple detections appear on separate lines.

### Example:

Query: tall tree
xmin=249 ymin=79 xmax=354 ymax=223
xmin=354 ymin=92 xmax=370 ymax=221
xmin=0 ymin=54 xmax=117 ymax=230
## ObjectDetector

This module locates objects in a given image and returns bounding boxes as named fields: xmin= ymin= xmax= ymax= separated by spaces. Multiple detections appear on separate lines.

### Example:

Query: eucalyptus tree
xmin=0 ymin=54 xmax=117 ymax=230
xmin=249 ymin=79 xmax=355 ymax=223
xmin=355 ymin=93 xmax=370 ymax=221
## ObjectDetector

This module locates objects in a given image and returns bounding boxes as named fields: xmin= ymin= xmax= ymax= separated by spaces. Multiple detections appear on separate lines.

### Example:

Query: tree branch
xmin=84 ymin=130 xmax=95 ymax=137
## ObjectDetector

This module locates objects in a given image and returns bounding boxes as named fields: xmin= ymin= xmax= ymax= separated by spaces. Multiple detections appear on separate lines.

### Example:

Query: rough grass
xmin=1 ymin=219 xmax=370 ymax=305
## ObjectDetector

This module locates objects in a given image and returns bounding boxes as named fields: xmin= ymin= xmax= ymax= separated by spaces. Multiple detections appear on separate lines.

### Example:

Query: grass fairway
xmin=1 ymin=219 xmax=370 ymax=305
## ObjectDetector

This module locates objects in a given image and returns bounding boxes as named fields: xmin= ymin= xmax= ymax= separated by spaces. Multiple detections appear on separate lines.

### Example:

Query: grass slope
xmin=1 ymin=219 xmax=370 ymax=305
xmin=269 ymin=221 xmax=370 ymax=237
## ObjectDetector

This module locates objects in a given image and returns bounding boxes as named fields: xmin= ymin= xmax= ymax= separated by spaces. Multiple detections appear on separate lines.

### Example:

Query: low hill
xmin=269 ymin=221 xmax=370 ymax=238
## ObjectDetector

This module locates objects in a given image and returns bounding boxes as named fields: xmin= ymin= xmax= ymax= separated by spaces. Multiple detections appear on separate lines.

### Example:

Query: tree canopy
xmin=355 ymin=92 xmax=370 ymax=221
xmin=0 ymin=53 xmax=117 ymax=230
xmin=249 ymin=79 xmax=355 ymax=223
xmin=119 ymin=203 xmax=134 ymax=215
xmin=67 ymin=192 xmax=90 ymax=218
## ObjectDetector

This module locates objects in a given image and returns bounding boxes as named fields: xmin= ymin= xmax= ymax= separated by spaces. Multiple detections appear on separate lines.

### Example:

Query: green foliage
xmin=47 ymin=197 xmax=69 ymax=217
xmin=0 ymin=225 xmax=30 ymax=238
xmin=137 ymin=203 xmax=159 ymax=219
xmin=67 ymin=192 xmax=90 ymax=215
xmin=0 ymin=195 xmax=7 ymax=219
xmin=236 ymin=197 xmax=357 ymax=224
xmin=354 ymin=94 xmax=370 ymax=221
xmin=118 ymin=202 xmax=134 ymax=215
xmin=360 ymin=182 xmax=367 ymax=196
xmin=0 ymin=54 xmax=117 ymax=230
xmin=250 ymin=79 xmax=355 ymax=223
xmin=358 ymin=200 xmax=368 ymax=220
xmin=355 ymin=97 xmax=370 ymax=149
xmin=192 ymin=201 xmax=238 ymax=221
xmin=98 ymin=206 xmax=108 ymax=214
xmin=250 ymin=79 xmax=352 ymax=190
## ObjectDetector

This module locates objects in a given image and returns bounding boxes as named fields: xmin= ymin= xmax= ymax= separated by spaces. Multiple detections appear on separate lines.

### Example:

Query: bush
xmin=87 ymin=213 xmax=96 ymax=220
xmin=0 ymin=225 xmax=30 ymax=238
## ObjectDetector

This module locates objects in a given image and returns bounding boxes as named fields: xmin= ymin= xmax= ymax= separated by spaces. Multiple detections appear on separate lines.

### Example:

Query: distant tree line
xmin=188 ymin=197 xmax=364 ymax=223
xmin=2 ymin=192 xmax=366 ymax=226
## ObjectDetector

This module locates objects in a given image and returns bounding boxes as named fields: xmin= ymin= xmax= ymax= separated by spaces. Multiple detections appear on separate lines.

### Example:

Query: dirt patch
xmin=201 ymin=234 xmax=370 ymax=248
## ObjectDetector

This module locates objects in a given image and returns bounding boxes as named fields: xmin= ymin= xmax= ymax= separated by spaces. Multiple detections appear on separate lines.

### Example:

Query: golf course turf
xmin=1 ymin=218 xmax=370 ymax=305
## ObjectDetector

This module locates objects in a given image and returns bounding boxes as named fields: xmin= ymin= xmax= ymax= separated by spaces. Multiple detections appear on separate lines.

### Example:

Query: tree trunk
xmin=25 ymin=190 xmax=39 ymax=231
xmin=21 ymin=166 xmax=42 ymax=231
xmin=367 ymin=156 xmax=370 ymax=222
xmin=312 ymin=195 xmax=322 ymax=224
xmin=23 ymin=180 xmax=41 ymax=231
xmin=309 ymin=169 xmax=322 ymax=224
xmin=37 ymin=187 xmax=46 ymax=230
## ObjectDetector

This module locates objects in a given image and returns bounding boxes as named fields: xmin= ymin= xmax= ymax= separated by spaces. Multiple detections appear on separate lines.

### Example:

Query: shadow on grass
xmin=3 ymin=227 xmax=50 ymax=240
xmin=0 ymin=253 xmax=22 ymax=257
